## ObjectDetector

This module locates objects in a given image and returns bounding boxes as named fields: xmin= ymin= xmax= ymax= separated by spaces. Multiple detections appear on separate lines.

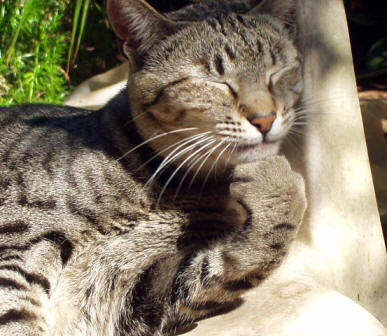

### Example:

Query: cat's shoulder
xmin=0 ymin=103 xmax=94 ymax=124
xmin=0 ymin=103 xmax=102 ymax=159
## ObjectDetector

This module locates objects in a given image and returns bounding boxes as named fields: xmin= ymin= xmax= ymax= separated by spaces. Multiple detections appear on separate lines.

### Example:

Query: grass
xmin=0 ymin=0 xmax=120 ymax=106
xmin=67 ymin=0 xmax=91 ymax=74
xmin=0 ymin=0 xmax=70 ymax=105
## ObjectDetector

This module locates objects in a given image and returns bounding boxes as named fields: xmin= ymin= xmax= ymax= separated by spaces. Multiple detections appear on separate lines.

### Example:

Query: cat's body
xmin=0 ymin=1 xmax=306 ymax=335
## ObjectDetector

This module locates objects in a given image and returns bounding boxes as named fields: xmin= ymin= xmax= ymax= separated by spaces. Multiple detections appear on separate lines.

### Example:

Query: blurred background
xmin=0 ymin=0 xmax=386 ymax=244
xmin=0 ymin=0 xmax=385 ymax=105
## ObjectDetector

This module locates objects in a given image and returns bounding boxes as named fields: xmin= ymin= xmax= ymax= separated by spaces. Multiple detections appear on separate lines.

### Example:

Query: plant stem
xmin=73 ymin=0 xmax=91 ymax=65
xmin=66 ymin=0 xmax=83 ymax=74
xmin=6 ymin=0 xmax=33 ymax=66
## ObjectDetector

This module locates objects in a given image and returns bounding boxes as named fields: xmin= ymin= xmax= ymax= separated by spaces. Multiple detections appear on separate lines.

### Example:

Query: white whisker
xmin=173 ymin=143 xmax=216 ymax=200
xmin=293 ymin=113 xmax=310 ymax=120
xmin=224 ymin=141 xmax=238 ymax=170
xmin=288 ymin=127 xmax=305 ymax=137
xmin=189 ymin=139 xmax=226 ymax=188
xmin=145 ymin=136 xmax=214 ymax=190
xmin=301 ymin=92 xmax=349 ymax=106
xmin=284 ymin=132 xmax=302 ymax=149
xmin=123 ymin=110 xmax=148 ymax=127
xmin=156 ymin=139 xmax=217 ymax=206
xmin=117 ymin=127 xmax=197 ymax=161
xmin=134 ymin=132 xmax=211 ymax=172
xmin=201 ymin=140 xmax=231 ymax=192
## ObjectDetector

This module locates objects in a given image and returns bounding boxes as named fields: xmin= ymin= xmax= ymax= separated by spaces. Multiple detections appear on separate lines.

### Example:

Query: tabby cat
xmin=0 ymin=0 xmax=306 ymax=335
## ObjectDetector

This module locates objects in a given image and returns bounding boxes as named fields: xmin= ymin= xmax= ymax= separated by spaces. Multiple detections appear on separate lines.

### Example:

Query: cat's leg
xmin=0 ymin=264 xmax=49 ymax=335
xmin=168 ymin=156 xmax=307 ymax=327
xmin=46 ymin=222 xmax=185 ymax=336
xmin=0 ymin=244 xmax=63 ymax=336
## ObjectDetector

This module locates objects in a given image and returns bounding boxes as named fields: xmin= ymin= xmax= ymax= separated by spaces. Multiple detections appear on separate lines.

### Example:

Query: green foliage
xmin=0 ymin=0 xmax=121 ymax=106
xmin=67 ymin=0 xmax=92 ymax=73
xmin=66 ymin=0 xmax=121 ymax=87
xmin=0 ymin=0 xmax=71 ymax=105
xmin=366 ymin=36 xmax=387 ymax=72
xmin=346 ymin=3 xmax=387 ymax=79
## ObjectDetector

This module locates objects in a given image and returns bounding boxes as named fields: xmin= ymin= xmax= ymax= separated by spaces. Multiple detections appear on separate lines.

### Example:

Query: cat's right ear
xmin=107 ymin=0 xmax=183 ymax=60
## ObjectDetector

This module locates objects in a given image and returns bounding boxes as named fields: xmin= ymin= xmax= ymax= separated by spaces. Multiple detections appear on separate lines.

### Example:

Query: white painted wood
xmin=292 ymin=0 xmax=387 ymax=320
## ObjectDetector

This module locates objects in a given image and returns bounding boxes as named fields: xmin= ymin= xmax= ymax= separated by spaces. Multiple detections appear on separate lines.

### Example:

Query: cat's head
xmin=108 ymin=0 xmax=302 ymax=175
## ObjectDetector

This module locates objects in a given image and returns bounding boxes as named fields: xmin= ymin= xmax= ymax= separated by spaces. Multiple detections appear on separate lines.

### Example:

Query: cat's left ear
xmin=249 ymin=0 xmax=297 ymax=35
xmin=107 ymin=0 xmax=184 ymax=59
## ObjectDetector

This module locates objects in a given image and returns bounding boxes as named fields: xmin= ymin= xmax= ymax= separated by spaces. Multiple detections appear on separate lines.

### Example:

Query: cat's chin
xmin=233 ymin=142 xmax=281 ymax=164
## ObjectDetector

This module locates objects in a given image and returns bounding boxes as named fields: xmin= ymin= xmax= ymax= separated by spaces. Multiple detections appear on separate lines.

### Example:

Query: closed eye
xmin=223 ymin=82 xmax=238 ymax=99
xmin=210 ymin=81 xmax=238 ymax=99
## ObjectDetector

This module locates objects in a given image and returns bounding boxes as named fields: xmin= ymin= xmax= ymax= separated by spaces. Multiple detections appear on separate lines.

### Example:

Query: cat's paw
xmin=230 ymin=155 xmax=306 ymax=232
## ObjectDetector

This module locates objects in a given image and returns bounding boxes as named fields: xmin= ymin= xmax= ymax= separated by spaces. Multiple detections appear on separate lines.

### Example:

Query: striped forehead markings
xmin=142 ymin=77 xmax=190 ymax=108
xmin=224 ymin=44 xmax=236 ymax=60
xmin=214 ymin=55 xmax=225 ymax=76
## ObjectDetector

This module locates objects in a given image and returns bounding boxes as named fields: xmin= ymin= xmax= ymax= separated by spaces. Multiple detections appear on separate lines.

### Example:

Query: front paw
xmin=230 ymin=155 xmax=306 ymax=231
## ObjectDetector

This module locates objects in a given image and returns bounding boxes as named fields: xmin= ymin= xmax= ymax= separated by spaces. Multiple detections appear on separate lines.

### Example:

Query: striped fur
xmin=0 ymin=0 xmax=306 ymax=335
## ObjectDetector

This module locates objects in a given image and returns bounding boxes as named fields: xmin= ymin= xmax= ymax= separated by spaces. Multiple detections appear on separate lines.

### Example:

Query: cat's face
xmin=109 ymin=0 xmax=302 ymax=174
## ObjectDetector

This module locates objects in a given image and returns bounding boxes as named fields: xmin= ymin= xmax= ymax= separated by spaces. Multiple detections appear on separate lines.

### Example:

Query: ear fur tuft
xmin=107 ymin=0 xmax=180 ymax=57
xmin=249 ymin=0 xmax=297 ymax=25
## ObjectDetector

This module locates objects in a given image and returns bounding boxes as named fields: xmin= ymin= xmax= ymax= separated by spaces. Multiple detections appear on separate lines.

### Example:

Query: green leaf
xmin=72 ymin=0 xmax=91 ymax=65
xmin=6 ymin=0 xmax=34 ymax=65
xmin=66 ymin=0 xmax=83 ymax=74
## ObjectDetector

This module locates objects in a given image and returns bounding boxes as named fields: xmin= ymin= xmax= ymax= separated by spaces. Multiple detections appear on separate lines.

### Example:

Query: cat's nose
xmin=248 ymin=113 xmax=276 ymax=135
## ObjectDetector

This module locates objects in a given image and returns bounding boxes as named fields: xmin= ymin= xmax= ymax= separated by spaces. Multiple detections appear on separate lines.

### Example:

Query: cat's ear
xmin=107 ymin=0 xmax=183 ymax=59
xmin=249 ymin=0 xmax=297 ymax=29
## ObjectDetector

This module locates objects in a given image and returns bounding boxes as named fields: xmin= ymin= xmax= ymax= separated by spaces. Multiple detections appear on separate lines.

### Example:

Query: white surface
xmin=181 ymin=244 xmax=387 ymax=335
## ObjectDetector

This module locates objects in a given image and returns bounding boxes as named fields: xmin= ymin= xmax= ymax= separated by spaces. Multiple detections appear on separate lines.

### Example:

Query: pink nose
xmin=248 ymin=114 xmax=276 ymax=135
